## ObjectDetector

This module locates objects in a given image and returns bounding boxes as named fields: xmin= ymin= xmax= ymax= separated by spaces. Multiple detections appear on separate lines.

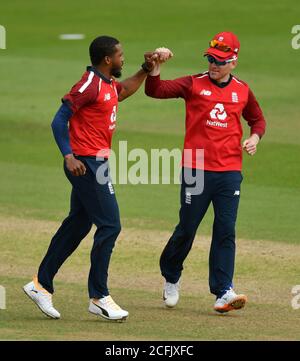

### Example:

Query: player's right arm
xmin=144 ymin=49 xmax=192 ymax=99
xmin=145 ymin=74 xmax=192 ymax=99
xmin=51 ymin=104 xmax=86 ymax=176
xmin=51 ymin=70 xmax=98 ymax=176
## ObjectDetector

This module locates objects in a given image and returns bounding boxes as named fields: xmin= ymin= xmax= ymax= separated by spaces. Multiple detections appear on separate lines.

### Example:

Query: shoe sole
xmin=165 ymin=304 xmax=177 ymax=308
xmin=164 ymin=300 xmax=178 ymax=308
xmin=23 ymin=287 xmax=60 ymax=320
xmin=214 ymin=295 xmax=247 ymax=314
xmin=88 ymin=309 xmax=128 ymax=322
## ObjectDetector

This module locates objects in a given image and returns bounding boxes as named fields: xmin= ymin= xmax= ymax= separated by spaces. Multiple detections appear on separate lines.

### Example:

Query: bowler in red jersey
xmin=23 ymin=36 xmax=157 ymax=321
xmin=145 ymin=32 xmax=266 ymax=313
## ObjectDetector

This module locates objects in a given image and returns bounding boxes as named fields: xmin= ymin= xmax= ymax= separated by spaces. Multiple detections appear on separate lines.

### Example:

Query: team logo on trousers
xmin=209 ymin=103 xmax=227 ymax=121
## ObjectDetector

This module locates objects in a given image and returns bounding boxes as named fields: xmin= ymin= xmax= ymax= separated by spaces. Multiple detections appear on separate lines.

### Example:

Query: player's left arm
xmin=242 ymin=88 xmax=266 ymax=156
xmin=117 ymin=52 xmax=156 ymax=102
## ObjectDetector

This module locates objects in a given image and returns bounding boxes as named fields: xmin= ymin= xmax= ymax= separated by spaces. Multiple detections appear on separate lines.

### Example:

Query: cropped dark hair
xmin=89 ymin=36 xmax=120 ymax=66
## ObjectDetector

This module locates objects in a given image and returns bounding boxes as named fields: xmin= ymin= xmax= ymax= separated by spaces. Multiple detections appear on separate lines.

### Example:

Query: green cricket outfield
xmin=0 ymin=0 xmax=299 ymax=340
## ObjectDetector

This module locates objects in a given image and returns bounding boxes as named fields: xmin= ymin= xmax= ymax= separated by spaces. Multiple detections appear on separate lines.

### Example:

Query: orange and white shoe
xmin=23 ymin=275 xmax=60 ymax=319
xmin=214 ymin=288 xmax=247 ymax=313
xmin=89 ymin=296 xmax=128 ymax=321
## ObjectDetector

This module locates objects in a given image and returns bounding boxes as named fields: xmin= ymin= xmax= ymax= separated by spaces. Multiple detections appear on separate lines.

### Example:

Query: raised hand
xmin=143 ymin=51 xmax=160 ymax=72
xmin=154 ymin=47 xmax=173 ymax=63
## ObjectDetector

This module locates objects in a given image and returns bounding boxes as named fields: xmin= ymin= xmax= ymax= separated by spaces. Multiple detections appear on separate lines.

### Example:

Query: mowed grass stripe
xmin=0 ymin=215 xmax=299 ymax=340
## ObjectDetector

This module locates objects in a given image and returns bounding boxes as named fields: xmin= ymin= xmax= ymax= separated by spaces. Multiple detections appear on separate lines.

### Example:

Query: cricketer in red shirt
xmin=62 ymin=66 xmax=123 ymax=159
xmin=145 ymin=32 xmax=266 ymax=313
xmin=24 ymin=36 xmax=159 ymax=322
xmin=146 ymin=50 xmax=265 ymax=170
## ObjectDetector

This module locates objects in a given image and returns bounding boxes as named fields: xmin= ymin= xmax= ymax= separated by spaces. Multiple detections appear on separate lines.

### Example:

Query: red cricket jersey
xmin=62 ymin=66 xmax=123 ymax=158
xmin=145 ymin=72 xmax=266 ymax=171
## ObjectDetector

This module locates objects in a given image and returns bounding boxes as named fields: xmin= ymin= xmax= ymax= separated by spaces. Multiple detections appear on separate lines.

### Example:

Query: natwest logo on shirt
xmin=209 ymin=103 xmax=227 ymax=121
xmin=207 ymin=103 xmax=228 ymax=128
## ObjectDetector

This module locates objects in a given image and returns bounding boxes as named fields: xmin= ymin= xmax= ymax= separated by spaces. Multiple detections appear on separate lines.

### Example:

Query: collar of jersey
xmin=208 ymin=74 xmax=232 ymax=88
xmin=86 ymin=66 xmax=112 ymax=84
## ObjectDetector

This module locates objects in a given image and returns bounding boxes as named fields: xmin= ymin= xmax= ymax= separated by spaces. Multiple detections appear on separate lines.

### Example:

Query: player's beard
xmin=111 ymin=67 xmax=122 ymax=78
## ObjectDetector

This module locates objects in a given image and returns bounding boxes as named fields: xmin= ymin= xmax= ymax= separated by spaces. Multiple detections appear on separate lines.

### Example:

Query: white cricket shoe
xmin=23 ymin=275 xmax=61 ymax=319
xmin=89 ymin=296 xmax=129 ymax=321
xmin=163 ymin=281 xmax=180 ymax=308
xmin=214 ymin=288 xmax=247 ymax=313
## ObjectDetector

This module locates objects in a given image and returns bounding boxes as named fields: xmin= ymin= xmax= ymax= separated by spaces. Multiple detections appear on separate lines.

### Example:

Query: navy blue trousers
xmin=160 ymin=169 xmax=243 ymax=297
xmin=38 ymin=157 xmax=121 ymax=299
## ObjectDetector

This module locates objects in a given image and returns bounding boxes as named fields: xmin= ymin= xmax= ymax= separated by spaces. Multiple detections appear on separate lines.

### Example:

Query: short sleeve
xmin=62 ymin=71 xmax=99 ymax=113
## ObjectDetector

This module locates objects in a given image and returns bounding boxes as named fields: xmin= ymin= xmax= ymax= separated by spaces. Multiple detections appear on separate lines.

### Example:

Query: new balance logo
xmin=200 ymin=89 xmax=212 ymax=96
xmin=234 ymin=190 xmax=240 ymax=196
xmin=104 ymin=93 xmax=111 ymax=101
